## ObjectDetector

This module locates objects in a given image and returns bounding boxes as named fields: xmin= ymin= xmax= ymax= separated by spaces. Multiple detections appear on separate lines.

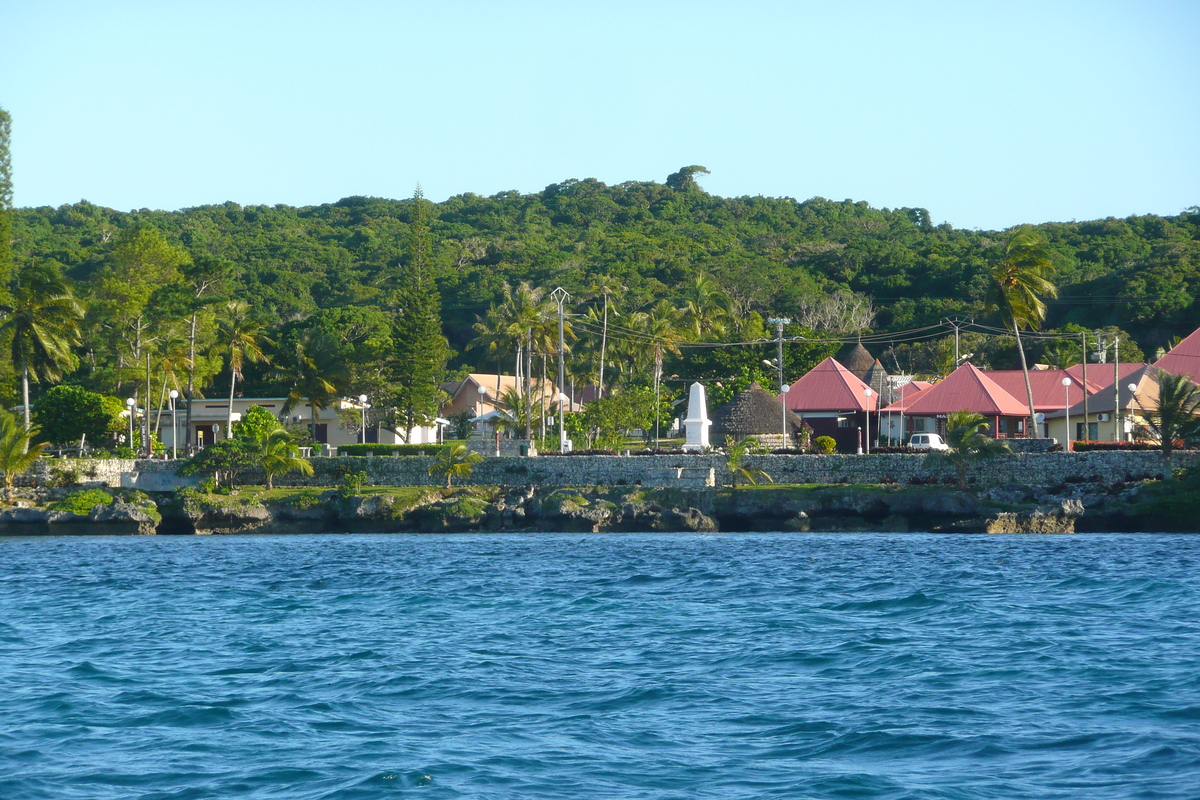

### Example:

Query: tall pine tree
xmin=0 ymin=106 xmax=13 ymax=303
xmin=390 ymin=186 xmax=449 ymax=441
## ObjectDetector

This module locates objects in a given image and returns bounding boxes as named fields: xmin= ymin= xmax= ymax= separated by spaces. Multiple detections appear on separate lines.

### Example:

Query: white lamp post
xmin=863 ymin=387 xmax=873 ymax=454
xmin=358 ymin=394 xmax=369 ymax=444
xmin=477 ymin=384 xmax=488 ymax=440
xmin=1127 ymin=383 xmax=1140 ymax=442
xmin=169 ymin=389 xmax=179 ymax=459
xmin=1061 ymin=377 xmax=1072 ymax=451
xmin=781 ymin=383 xmax=791 ymax=450
xmin=558 ymin=392 xmax=569 ymax=452
xmin=125 ymin=398 xmax=136 ymax=450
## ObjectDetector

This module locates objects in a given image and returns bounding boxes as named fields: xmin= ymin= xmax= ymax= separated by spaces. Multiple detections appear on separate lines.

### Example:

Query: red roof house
xmin=779 ymin=357 xmax=879 ymax=452
xmin=1154 ymin=327 xmax=1200 ymax=383
xmin=982 ymin=369 xmax=1094 ymax=413
xmin=884 ymin=362 xmax=1031 ymax=439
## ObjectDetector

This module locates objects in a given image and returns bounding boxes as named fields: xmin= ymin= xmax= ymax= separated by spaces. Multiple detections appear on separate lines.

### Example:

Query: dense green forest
xmin=5 ymin=163 xmax=1199 ymax=433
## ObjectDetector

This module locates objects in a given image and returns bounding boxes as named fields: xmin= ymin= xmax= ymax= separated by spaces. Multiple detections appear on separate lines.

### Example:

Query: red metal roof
xmin=1154 ymin=326 xmax=1200 ymax=383
xmin=1064 ymin=361 xmax=1146 ymax=391
xmin=982 ymin=369 xmax=1093 ymax=412
xmin=898 ymin=363 xmax=1030 ymax=416
xmin=882 ymin=382 xmax=935 ymax=412
xmin=780 ymin=357 xmax=879 ymax=412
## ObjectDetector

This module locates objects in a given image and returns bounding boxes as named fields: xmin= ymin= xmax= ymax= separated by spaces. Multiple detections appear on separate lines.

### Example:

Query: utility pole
xmin=1114 ymin=335 xmax=1121 ymax=442
xmin=1080 ymin=331 xmax=1088 ymax=439
xmin=768 ymin=317 xmax=791 ymax=448
xmin=551 ymin=287 xmax=569 ymax=453
xmin=943 ymin=316 xmax=973 ymax=366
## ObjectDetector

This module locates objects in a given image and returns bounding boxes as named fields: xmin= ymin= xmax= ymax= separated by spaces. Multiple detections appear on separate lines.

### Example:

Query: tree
xmin=682 ymin=274 xmax=733 ymax=340
xmin=725 ymin=436 xmax=771 ymax=488
xmin=1137 ymin=371 xmax=1200 ymax=478
xmin=585 ymin=274 xmax=626 ymax=397
xmin=178 ymin=436 xmax=260 ymax=489
xmin=216 ymin=300 xmax=269 ymax=437
xmin=0 ymin=408 xmax=46 ymax=493
xmin=391 ymin=188 xmax=451 ymax=441
xmin=666 ymin=165 xmax=710 ymax=192
xmin=428 ymin=443 xmax=483 ymax=489
xmin=232 ymin=404 xmax=281 ymax=441
xmin=631 ymin=300 xmax=685 ymax=444
xmin=0 ymin=264 xmax=85 ymax=435
xmin=925 ymin=410 xmax=1012 ymax=487
xmin=0 ymin=105 xmax=12 ymax=301
xmin=33 ymin=384 xmax=119 ymax=446
xmin=987 ymin=227 xmax=1057 ymax=438
xmin=280 ymin=327 xmax=347 ymax=443
xmin=259 ymin=428 xmax=313 ymax=490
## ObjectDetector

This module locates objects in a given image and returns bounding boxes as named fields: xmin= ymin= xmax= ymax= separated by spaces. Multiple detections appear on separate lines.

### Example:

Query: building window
xmin=314 ymin=424 xmax=328 ymax=444
xmin=838 ymin=417 xmax=854 ymax=428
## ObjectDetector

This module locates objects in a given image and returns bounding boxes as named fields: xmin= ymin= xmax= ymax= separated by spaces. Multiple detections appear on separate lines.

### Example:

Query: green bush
xmin=338 ymin=443 xmax=450 ymax=457
xmin=34 ymin=385 xmax=122 ymax=446
xmin=814 ymin=436 xmax=837 ymax=454
xmin=49 ymin=489 xmax=114 ymax=516
xmin=338 ymin=470 xmax=369 ymax=496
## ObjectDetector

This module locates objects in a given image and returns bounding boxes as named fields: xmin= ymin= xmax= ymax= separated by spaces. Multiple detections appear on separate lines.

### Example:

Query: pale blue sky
xmin=1 ymin=0 xmax=1197 ymax=230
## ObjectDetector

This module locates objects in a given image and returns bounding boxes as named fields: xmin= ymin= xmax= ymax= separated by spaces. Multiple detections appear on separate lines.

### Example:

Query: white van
xmin=909 ymin=433 xmax=950 ymax=451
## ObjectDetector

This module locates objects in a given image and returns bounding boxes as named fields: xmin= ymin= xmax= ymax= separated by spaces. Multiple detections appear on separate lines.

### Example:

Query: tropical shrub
xmin=814 ymin=436 xmax=837 ymax=454
xmin=233 ymin=405 xmax=281 ymax=441
xmin=0 ymin=409 xmax=47 ymax=492
xmin=428 ymin=444 xmax=483 ymax=489
xmin=34 ymin=385 xmax=120 ymax=446
xmin=49 ymin=489 xmax=113 ymax=515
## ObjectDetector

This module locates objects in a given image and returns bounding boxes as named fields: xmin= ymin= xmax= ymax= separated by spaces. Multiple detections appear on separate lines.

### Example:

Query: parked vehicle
xmin=908 ymin=433 xmax=950 ymax=451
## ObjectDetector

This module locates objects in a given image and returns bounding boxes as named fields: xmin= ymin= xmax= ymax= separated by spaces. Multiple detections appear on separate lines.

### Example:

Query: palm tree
xmin=683 ymin=274 xmax=734 ymax=341
xmin=632 ymin=300 xmax=686 ymax=445
xmin=280 ymin=328 xmax=349 ymax=444
xmin=0 ymin=408 xmax=47 ymax=495
xmin=428 ymin=443 xmax=483 ymax=489
xmin=725 ymin=436 xmax=771 ymax=488
xmin=1136 ymin=371 xmax=1200 ymax=479
xmin=153 ymin=330 xmax=192 ymax=438
xmin=0 ymin=264 xmax=85 ymax=434
xmin=925 ymin=410 xmax=1012 ymax=487
xmin=987 ymin=227 xmax=1057 ymax=438
xmin=216 ymin=301 xmax=269 ymax=437
xmin=259 ymin=428 xmax=313 ymax=490
xmin=585 ymin=275 xmax=626 ymax=398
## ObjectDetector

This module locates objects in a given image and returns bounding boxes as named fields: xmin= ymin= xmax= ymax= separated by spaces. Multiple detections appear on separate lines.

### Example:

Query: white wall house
xmin=154 ymin=397 xmax=446 ymax=451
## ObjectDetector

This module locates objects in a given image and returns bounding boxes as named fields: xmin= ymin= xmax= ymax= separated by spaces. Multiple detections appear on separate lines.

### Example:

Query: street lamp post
xmin=125 ymin=398 xmax=135 ymax=451
xmin=1062 ymin=377 xmax=1072 ymax=452
xmin=550 ymin=287 xmax=570 ymax=454
xmin=780 ymin=384 xmax=791 ymax=450
xmin=1127 ymin=383 xmax=1141 ymax=442
xmin=767 ymin=317 xmax=791 ymax=449
xmin=169 ymin=390 xmax=179 ymax=459
xmin=864 ymin=387 xmax=874 ymax=454
xmin=358 ymin=394 xmax=369 ymax=444
xmin=476 ymin=384 xmax=487 ymax=440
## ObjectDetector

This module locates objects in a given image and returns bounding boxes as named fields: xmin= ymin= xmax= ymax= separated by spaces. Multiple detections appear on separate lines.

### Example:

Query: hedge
xmin=338 ymin=443 xmax=451 ymax=457
xmin=1071 ymin=441 xmax=1162 ymax=452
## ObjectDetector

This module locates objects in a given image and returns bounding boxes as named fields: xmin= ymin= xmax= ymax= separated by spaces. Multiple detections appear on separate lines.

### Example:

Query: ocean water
xmin=1 ymin=533 xmax=1199 ymax=800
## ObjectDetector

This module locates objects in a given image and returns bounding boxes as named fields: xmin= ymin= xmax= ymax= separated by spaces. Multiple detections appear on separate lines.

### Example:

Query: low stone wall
xmin=24 ymin=450 xmax=1199 ymax=491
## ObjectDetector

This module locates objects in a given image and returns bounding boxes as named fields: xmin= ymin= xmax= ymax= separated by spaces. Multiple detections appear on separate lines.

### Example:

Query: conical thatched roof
xmin=863 ymin=359 xmax=895 ymax=403
xmin=837 ymin=343 xmax=875 ymax=380
xmin=712 ymin=385 xmax=806 ymax=438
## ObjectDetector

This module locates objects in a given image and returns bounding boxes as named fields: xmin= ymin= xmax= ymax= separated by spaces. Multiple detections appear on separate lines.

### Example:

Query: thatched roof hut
xmin=712 ymin=385 xmax=807 ymax=441
xmin=837 ymin=343 xmax=876 ymax=381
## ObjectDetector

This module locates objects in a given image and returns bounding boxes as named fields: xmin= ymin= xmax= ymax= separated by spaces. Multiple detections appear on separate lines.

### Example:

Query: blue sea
xmin=2 ymin=532 xmax=1199 ymax=800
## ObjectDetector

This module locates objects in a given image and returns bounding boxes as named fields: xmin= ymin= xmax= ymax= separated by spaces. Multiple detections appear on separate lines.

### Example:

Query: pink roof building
xmin=780 ymin=357 xmax=879 ymax=412
xmin=883 ymin=363 xmax=1031 ymax=438
xmin=982 ymin=369 xmax=1094 ymax=412
xmin=1154 ymin=327 xmax=1200 ymax=383
xmin=1064 ymin=361 xmax=1146 ymax=391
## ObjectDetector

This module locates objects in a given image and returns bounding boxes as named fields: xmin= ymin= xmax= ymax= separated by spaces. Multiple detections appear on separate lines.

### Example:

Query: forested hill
xmin=12 ymin=168 xmax=1200 ymax=361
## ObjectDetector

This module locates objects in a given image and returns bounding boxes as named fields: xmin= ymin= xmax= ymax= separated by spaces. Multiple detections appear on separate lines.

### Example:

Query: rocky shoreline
xmin=0 ymin=479 xmax=1192 ymax=535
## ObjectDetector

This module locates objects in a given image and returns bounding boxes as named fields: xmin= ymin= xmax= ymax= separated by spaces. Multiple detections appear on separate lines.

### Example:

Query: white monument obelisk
xmin=681 ymin=382 xmax=711 ymax=452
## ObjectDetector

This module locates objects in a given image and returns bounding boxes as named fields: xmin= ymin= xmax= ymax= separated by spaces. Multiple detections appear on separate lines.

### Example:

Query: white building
xmin=155 ymin=397 xmax=446 ymax=451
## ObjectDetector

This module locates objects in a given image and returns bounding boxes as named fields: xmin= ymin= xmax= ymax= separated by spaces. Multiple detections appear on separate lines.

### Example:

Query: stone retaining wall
xmin=25 ymin=450 xmax=1199 ymax=491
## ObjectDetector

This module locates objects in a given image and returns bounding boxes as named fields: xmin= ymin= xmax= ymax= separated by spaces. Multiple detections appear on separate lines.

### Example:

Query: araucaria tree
xmin=0 ymin=264 xmax=85 ymax=436
xmin=987 ymin=228 xmax=1057 ymax=438
xmin=391 ymin=187 xmax=449 ymax=442
xmin=0 ymin=105 xmax=13 ymax=298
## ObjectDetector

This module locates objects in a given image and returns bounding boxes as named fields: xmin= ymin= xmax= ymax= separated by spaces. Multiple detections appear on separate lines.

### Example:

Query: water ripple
xmin=2 ymin=532 xmax=1200 ymax=799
